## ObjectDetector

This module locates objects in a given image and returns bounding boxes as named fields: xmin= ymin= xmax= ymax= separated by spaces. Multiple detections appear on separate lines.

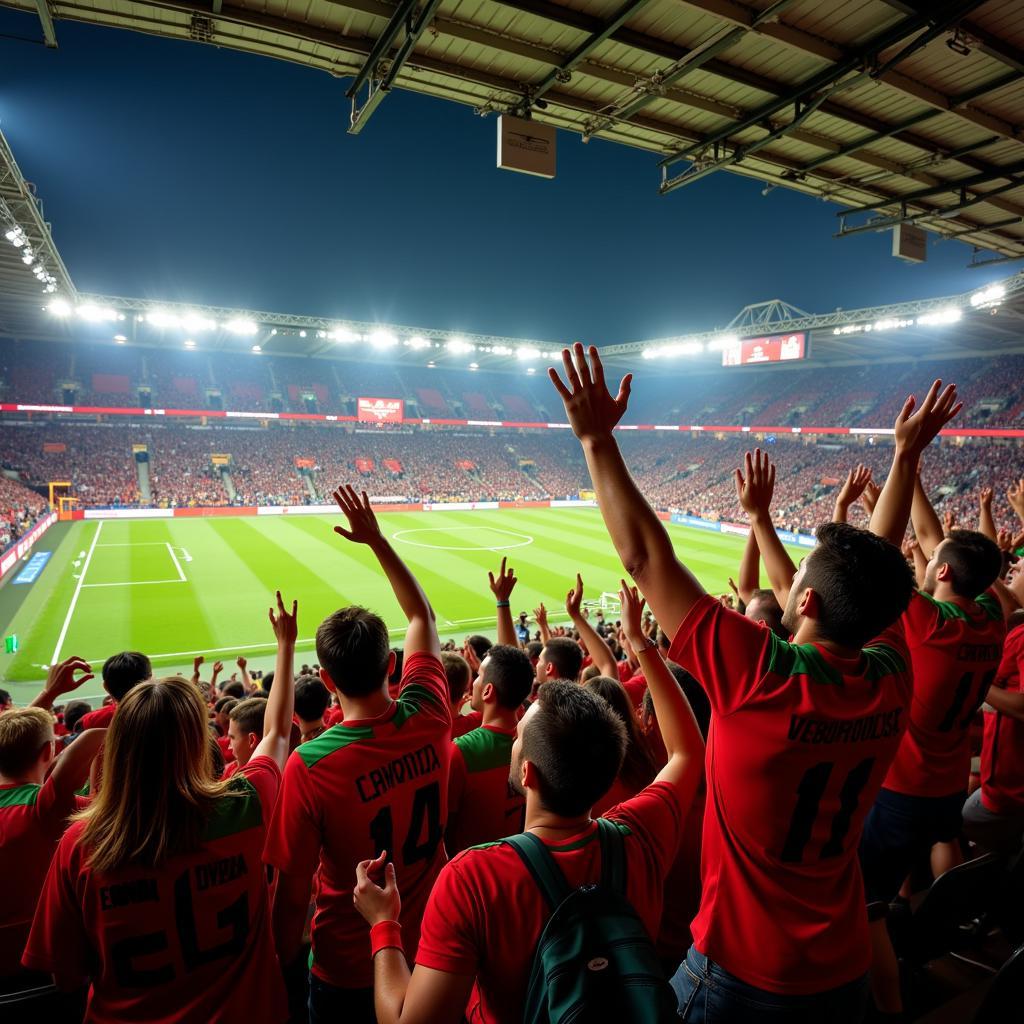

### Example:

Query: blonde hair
xmin=0 ymin=708 xmax=54 ymax=777
xmin=76 ymin=676 xmax=235 ymax=873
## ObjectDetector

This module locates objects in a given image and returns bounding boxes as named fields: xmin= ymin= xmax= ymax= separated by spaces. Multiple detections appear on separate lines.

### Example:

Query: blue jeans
xmin=308 ymin=974 xmax=375 ymax=1024
xmin=672 ymin=946 xmax=869 ymax=1023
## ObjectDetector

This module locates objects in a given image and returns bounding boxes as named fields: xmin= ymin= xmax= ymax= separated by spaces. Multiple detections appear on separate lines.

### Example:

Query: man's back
xmin=669 ymin=595 xmax=912 ymax=994
xmin=447 ymin=725 xmax=523 ymax=853
xmin=980 ymin=622 xmax=1024 ymax=814
xmin=416 ymin=781 xmax=684 ymax=1024
xmin=885 ymin=591 xmax=1005 ymax=798
xmin=265 ymin=652 xmax=451 ymax=989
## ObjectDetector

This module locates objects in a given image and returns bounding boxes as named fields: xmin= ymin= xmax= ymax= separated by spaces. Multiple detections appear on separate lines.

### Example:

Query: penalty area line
xmin=51 ymin=520 xmax=103 ymax=665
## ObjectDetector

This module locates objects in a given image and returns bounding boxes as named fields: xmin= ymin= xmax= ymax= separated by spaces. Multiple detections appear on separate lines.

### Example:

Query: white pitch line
xmin=51 ymin=520 xmax=103 ymax=665
xmin=165 ymin=542 xmax=186 ymax=582
xmin=81 ymin=580 xmax=186 ymax=588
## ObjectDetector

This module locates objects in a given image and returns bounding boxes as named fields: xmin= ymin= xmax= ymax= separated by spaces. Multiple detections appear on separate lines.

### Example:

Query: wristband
xmin=370 ymin=920 xmax=404 ymax=957
xmin=496 ymin=601 xmax=510 ymax=608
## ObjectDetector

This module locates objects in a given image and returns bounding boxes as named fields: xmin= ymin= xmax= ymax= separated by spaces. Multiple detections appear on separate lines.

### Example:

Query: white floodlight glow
xmin=469 ymin=362 xmax=479 ymax=370
xmin=369 ymin=329 xmax=399 ymax=349
xmin=144 ymin=309 xmax=178 ymax=328
xmin=184 ymin=339 xmax=196 ymax=349
xmin=406 ymin=335 xmax=431 ymax=350
xmin=446 ymin=337 xmax=474 ymax=354
xmin=77 ymin=303 xmax=119 ymax=322
xmin=970 ymin=284 xmax=1005 ymax=308
xmin=916 ymin=307 xmax=962 ymax=327
xmin=706 ymin=333 xmax=737 ymax=352
xmin=113 ymin=334 xmax=127 ymax=342
xmin=251 ymin=344 xmax=262 ymax=353
xmin=516 ymin=346 xmax=541 ymax=361
xmin=21 ymin=251 xmax=34 ymax=265
xmin=299 ymin=330 xmax=307 ymax=338
xmin=329 ymin=327 xmax=360 ymax=343
xmin=526 ymin=367 xmax=537 ymax=374
xmin=48 ymin=298 xmax=72 ymax=316
xmin=224 ymin=317 xmax=259 ymax=336
xmin=5 ymin=227 xmax=26 ymax=247
xmin=179 ymin=312 xmax=217 ymax=332
xmin=490 ymin=345 xmax=513 ymax=356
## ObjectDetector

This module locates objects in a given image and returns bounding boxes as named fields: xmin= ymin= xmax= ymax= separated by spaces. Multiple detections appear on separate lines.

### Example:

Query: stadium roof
xmin=4 ymin=0 xmax=1024 ymax=263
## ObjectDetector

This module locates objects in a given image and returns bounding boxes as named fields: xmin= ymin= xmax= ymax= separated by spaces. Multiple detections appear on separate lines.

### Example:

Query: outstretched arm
xmin=735 ymin=450 xmax=797 ymax=610
xmin=29 ymin=657 xmax=94 ymax=711
xmin=870 ymin=381 xmax=961 ymax=547
xmin=566 ymin=574 xmax=617 ymax=679
xmin=910 ymin=470 xmax=945 ymax=559
xmin=252 ymin=592 xmax=297 ymax=770
xmin=621 ymin=583 xmax=703 ymax=804
xmin=533 ymin=603 xmax=551 ymax=646
xmin=1007 ymin=479 xmax=1024 ymax=531
xmin=487 ymin=557 xmax=518 ymax=648
xmin=334 ymin=486 xmax=440 ymax=658
xmin=978 ymin=487 xmax=998 ymax=543
xmin=735 ymin=530 xmax=761 ymax=607
xmin=50 ymin=729 xmax=107 ymax=801
xmin=833 ymin=465 xmax=872 ymax=524
xmin=549 ymin=344 xmax=702 ymax=640
xmin=902 ymin=538 xmax=928 ymax=589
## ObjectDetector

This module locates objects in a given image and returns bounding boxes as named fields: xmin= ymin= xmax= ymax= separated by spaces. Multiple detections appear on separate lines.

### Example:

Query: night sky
xmin=0 ymin=13 xmax=1009 ymax=344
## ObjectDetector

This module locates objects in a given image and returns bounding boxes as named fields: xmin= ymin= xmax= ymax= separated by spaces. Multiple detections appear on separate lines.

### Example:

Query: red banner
xmin=295 ymin=457 xmax=315 ymax=469
xmin=722 ymin=332 xmax=806 ymax=367
xmin=355 ymin=458 xmax=375 ymax=473
xmin=43 ymin=442 xmax=66 ymax=453
xmin=456 ymin=459 xmax=476 ymax=470
xmin=383 ymin=459 xmax=403 ymax=473
xmin=358 ymin=397 xmax=404 ymax=423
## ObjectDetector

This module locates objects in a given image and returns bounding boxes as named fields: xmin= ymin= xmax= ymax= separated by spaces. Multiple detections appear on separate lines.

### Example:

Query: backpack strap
xmin=504 ymin=832 xmax=572 ymax=911
xmin=596 ymin=818 xmax=627 ymax=895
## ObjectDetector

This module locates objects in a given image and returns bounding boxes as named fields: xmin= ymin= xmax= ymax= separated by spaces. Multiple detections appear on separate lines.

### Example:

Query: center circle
xmin=391 ymin=527 xmax=534 ymax=551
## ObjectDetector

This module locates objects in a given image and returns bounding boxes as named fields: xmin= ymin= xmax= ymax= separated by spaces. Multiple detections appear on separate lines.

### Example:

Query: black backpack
xmin=504 ymin=818 xmax=678 ymax=1024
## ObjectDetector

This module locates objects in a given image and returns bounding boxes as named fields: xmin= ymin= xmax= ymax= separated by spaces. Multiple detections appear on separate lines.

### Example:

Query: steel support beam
xmin=346 ymin=0 xmax=417 ymax=100
xmin=34 ymin=0 xmax=57 ymax=46
xmin=661 ymin=0 xmax=986 ymax=171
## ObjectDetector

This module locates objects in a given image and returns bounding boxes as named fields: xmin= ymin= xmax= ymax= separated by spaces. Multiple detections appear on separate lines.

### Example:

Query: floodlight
xmin=469 ymin=362 xmax=479 ymax=370
xmin=706 ymin=334 xmax=737 ymax=352
xmin=369 ymin=330 xmax=399 ymax=349
xmin=916 ymin=307 xmax=961 ymax=327
xmin=446 ymin=337 xmax=474 ymax=354
xmin=299 ymin=330 xmax=307 ymax=338
xmin=970 ymin=285 xmax=1005 ymax=308
xmin=144 ymin=309 xmax=179 ymax=328
xmin=184 ymin=339 xmax=196 ymax=349
xmin=330 ymin=327 xmax=360 ymax=343
xmin=516 ymin=346 xmax=541 ymax=361
xmin=526 ymin=367 xmax=536 ymax=374
xmin=406 ymin=335 xmax=431 ymax=350
xmin=21 ymin=252 xmax=34 ymax=265
xmin=179 ymin=312 xmax=217 ymax=332
xmin=114 ymin=334 xmax=127 ymax=342
xmin=224 ymin=318 xmax=258 ymax=336
xmin=251 ymin=344 xmax=262 ymax=353
xmin=77 ymin=304 xmax=119 ymax=322
xmin=491 ymin=345 xmax=512 ymax=356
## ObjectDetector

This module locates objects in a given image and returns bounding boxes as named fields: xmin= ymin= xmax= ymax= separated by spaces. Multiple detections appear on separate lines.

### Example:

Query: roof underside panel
xmin=0 ymin=0 xmax=1021 ymax=260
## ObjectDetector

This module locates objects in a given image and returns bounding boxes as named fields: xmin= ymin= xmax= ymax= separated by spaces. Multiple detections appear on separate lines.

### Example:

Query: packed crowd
xmin=2 ymin=350 xmax=1024 ymax=1024
xmin=0 ymin=476 xmax=47 ymax=551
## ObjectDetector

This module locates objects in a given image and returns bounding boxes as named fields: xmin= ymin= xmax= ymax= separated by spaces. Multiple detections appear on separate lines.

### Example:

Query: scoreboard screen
xmin=722 ymin=332 xmax=807 ymax=367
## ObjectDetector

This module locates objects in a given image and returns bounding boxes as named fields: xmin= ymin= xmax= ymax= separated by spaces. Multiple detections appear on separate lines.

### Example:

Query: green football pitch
xmin=0 ymin=508 xmax=800 ymax=702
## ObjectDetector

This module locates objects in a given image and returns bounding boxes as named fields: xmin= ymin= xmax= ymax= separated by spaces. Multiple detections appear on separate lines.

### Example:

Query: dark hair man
xmin=266 ymin=487 xmax=450 ymax=1024
xmin=225 ymin=697 xmax=267 ymax=774
xmin=545 ymin=346 xmax=957 ymax=1021
xmin=77 ymin=651 xmax=151 ymax=730
xmin=447 ymin=644 xmax=533 ymax=853
xmin=441 ymin=652 xmax=478 ymax=739
xmin=534 ymin=636 xmax=583 ymax=687
xmin=294 ymin=674 xmax=332 ymax=743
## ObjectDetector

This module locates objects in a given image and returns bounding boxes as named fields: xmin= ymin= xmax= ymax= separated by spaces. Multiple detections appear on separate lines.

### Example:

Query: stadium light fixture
xmin=369 ymin=329 xmax=399 ymax=349
xmin=490 ymin=345 xmax=513 ymax=356
xmin=916 ymin=307 xmax=962 ymax=327
xmin=77 ymin=303 xmax=119 ymax=322
xmin=970 ymin=284 xmax=1005 ymax=309
xmin=706 ymin=334 xmax=738 ymax=352
xmin=21 ymin=251 xmax=34 ymax=265
xmin=224 ymin=317 xmax=259 ymax=336
xmin=180 ymin=312 xmax=217 ymax=332
xmin=251 ymin=344 xmax=262 ymax=353
xmin=446 ymin=337 xmax=474 ymax=354
xmin=329 ymin=327 xmax=360 ymax=343
xmin=516 ymin=346 xmax=541 ymax=361
xmin=113 ymin=334 xmax=127 ymax=343
xmin=526 ymin=367 xmax=537 ymax=374
xmin=47 ymin=298 xmax=72 ymax=316
xmin=406 ymin=335 xmax=431 ymax=350
xmin=299 ymin=330 xmax=307 ymax=338
xmin=5 ymin=226 xmax=26 ymax=247
xmin=184 ymin=339 xmax=196 ymax=349
xmin=469 ymin=362 xmax=479 ymax=370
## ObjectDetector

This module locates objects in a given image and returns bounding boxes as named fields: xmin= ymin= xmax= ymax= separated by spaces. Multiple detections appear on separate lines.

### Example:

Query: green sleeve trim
xmin=453 ymin=728 xmax=515 ymax=773
xmin=296 ymin=723 xmax=375 ymax=769
xmin=0 ymin=783 xmax=40 ymax=809
xmin=202 ymin=774 xmax=264 ymax=841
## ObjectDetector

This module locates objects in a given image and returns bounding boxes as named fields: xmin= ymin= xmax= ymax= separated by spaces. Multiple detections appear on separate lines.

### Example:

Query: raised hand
xmin=837 ymin=465 xmax=872 ymax=508
xmin=211 ymin=661 xmax=224 ymax=679
xmin=893 ymin=380 xmax=962 ymax=457
xmin=44 ymin=657 xmax=94 ymax=698
xmin=1007 ymin=479 xmax=1024 ymax=518
xmin=192 ymin=655 xmax=204 ymax=675
xmin=566 ymin=573 xmax=585 ymax=619
xmin=548 ymin=342 xmax=632 ymax=442
xmin=269 ymin=590 xmax=298 ymax=646
xmin=861 ymin=479 xmax=881 ymax=515
xmin=943 ymin=509 xmax=957 ymax=536
xmin=735 ymin=449 xmax=776 ymax=518
xmin=237 ymin=656 xmax=247 ymax=671
xmin=332 ymin=485 xmax=384 ymax=546
xmin=619 ymin=580 xmax=647 ymax=647
xmin=462 ymin=641 xmax=481 ymax=674
xmin=533 ymin=602 xmax=548 ymax=627
xmin=488 ymin=556 xmax=517 ymax=602
xmin=998 ymin=528 xmax=1015 ymax=554
xmin=901 ymin=537 xmax=919 ymax=561
xmin=980 ymin=487 xmax=994 ymax=510
xmin=353 ymin=850 xmax=401 ymax=926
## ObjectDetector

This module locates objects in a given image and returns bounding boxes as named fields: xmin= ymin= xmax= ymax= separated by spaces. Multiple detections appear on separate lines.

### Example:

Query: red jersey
xmin=670 ymin=594 xmax=912 ymax=995
xmin=622 ymin=675 xmax=647 ymax=709
xmin=78 ymin=703 xmax=117 ymax=730
xmin=884 ymin=591 xmax=1005 ymax=799
xmin=416 ymin=782 xmax=684 ymax=1024
xmin=446 ymin=725 xmax=523 ymax=853
xmin=264 ymin=652 xmax=451 ymax=989
xmin=23 ymin=756 xmax=286 ymax=1024
xmin=452 ymin=709 xmax=483 ymax=738
xmin=616 ymin=659 xmax=636 ymax=683
xmin=215 ymin=734 xmax=235 ymax=765
xmin=981 ymin=623 xmax=1024 ymax=815
xmin=0 ymin=777 xmax=82 ymax=975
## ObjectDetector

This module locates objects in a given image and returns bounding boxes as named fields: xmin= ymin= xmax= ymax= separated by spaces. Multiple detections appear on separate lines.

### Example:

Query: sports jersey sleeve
xmin=669 ymin=594 xmax=774 ymax=715
xmin=414 ymin=855 xmax=481 ymax=976
xmin=239 ymin=754 xmax=282 ymax=816
xmin=263 ymin=752 xmax=321 ymax=879
xmin=603 ymin=780 xmax=685 ymax=879
xmin=447 ymin=743 xmax=467 ymax=820
xmin=902 ymin=590 xmax=940 ymax=646
xmin=21 ymin=830 xmax=90 ymax=984
xmin=399 ymin=652 xmax=453 ymax=727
